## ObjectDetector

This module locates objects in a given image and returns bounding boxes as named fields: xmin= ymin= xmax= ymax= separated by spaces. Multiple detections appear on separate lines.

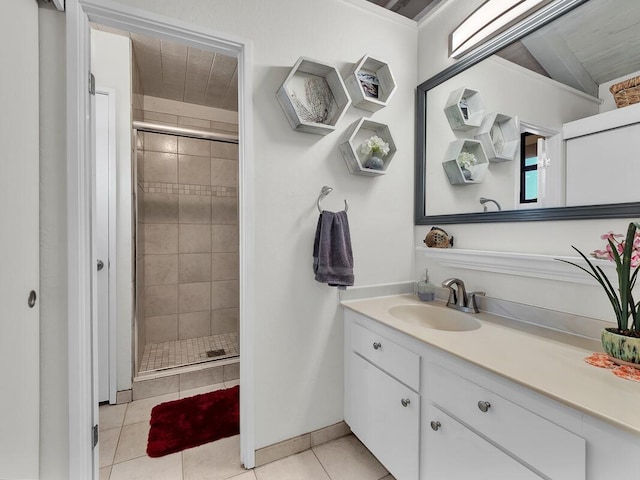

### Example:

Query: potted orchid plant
xmin=558 ymin=221 xmax=640 ymax=365
xmin=360 ymin=135 xmax=390 ymax=170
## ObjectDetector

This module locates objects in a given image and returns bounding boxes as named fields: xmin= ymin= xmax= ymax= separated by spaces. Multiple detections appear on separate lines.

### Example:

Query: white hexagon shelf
xmin=276 ymin=57 xmax=351 ymax=135
xmin=344 ymin=55 xmax=397 ymax=113
xmin=339 ymin=117 xmax=397 ymax=176
xmin=444 ymin=87 xmax=485 ymax=131
xmin=442 ymin=139 xmax=488 ymax=185
xmin=475 ymin=113 xmax=519 ymax=162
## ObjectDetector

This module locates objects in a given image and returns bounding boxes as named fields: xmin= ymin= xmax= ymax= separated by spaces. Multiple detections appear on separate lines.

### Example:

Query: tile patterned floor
xmin=139 ymin=333 xmax=239 ymax=373
xmin=99 ymin=381 xmax=395 ymax=480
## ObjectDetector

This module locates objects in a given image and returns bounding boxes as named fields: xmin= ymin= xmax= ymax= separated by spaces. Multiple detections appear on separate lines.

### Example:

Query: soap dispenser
xmin=416 ymin=268 xmax=436 ymax=301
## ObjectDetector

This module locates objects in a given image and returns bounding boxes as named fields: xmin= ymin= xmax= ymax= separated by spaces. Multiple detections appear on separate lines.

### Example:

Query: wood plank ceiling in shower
xmin=92 ymin=24 xmax=238 ymax=111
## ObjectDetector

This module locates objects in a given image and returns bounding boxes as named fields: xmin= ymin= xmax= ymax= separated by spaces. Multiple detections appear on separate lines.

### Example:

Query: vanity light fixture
xmin=449 ymin=0 xmax=551 ymax=59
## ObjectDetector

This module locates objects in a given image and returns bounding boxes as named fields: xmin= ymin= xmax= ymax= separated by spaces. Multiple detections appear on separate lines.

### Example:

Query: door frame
xmin=66 ymin=1 xmax=256 ymax=478
xmin=95 ymin=87 xmax=118 ymax=404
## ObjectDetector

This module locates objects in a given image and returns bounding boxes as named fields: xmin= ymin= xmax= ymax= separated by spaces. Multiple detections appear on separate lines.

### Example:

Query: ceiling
xmin=131 ymin=33 xmax=238 ymax=111
xmin=496 ymin=0 xmax=640 ymax=96
xmin=93 ymin=25 xmax=238 ymax=112
xmin=364 ymin=0 xmax=442 ymax=20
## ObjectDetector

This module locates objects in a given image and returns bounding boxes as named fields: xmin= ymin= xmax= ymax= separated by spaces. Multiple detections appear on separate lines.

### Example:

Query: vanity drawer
xmin=424 ymin=404 xmax=542 ymax=479
xmin=428 ymin=362 xmax=585 ymax=480
xmin=351 ymin=322 xmax=419 ymax=391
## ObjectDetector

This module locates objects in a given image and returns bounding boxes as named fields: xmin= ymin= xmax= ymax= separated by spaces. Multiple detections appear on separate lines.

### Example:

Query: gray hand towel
xmin=313 ymin=210 xmax=354 ymax=289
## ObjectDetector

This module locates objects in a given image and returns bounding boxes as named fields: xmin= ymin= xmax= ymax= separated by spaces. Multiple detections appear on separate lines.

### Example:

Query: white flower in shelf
xmin=360 ymin=135 xmax=390 ymax=157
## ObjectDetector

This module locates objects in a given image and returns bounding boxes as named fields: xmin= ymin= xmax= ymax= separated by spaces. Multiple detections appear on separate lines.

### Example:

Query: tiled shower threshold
xmin=137 ymin=332 xmax=239 ymax=377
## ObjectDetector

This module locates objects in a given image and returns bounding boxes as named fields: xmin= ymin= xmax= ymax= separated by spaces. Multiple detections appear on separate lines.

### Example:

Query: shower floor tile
xmin=139 ymin=332 xmax=238 ymax=373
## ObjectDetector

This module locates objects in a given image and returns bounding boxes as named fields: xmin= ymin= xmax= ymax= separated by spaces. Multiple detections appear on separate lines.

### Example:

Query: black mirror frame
xmin=415 ymin=0 xmax=640 ymax=225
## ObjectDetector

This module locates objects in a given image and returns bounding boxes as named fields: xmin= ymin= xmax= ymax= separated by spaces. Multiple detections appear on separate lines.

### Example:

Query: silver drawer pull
xmin=430 ymin=421 xmax=441 ymax=431
xmin=478 ymin=400 xmax=491 ymax=413
xmin=373 ymin=342 xmax=382 ymax=350
xmin=401 ymin=398 xmax=411 ymax=407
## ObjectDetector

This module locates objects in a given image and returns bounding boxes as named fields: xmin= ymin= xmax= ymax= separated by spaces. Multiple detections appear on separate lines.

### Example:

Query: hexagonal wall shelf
xmin=344 ymin=55 xmax=397 ymax=113
xmin=442 ymin=139 xmax=488 ymax=185
xmin=474 ymin=113 xmax=519 ymax=162
xmin=339 ymin=117 xmax=397 ymax=176
xmin=444 ymin=87 xmax=485 ymax=131
xmin=276 ymin=57 xmax=351 ymax=135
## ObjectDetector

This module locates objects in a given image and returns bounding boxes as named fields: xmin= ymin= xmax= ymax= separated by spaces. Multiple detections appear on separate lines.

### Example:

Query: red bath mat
xmin=147 ymin=385 xmax=239 ymax=457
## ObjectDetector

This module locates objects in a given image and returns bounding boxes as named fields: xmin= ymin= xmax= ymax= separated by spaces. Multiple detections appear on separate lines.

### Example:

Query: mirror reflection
xmin=420 ymin=0 xmax=640 ymax=219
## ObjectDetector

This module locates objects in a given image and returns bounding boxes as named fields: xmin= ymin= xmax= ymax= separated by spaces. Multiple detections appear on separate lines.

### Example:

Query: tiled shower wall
xmin=135 ymin=127 xmax=239 ymax=360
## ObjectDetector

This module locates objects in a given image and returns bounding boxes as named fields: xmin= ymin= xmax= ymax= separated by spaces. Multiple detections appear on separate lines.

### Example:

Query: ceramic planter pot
xmin=601 ymin=328 xmax=640 ymax=365
xmin=364 ymin=154 xmax=384 ymax=170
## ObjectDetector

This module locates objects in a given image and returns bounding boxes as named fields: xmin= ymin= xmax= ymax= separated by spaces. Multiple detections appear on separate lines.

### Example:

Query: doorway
xmin=67 ymin=2 xmax=255 ymax=477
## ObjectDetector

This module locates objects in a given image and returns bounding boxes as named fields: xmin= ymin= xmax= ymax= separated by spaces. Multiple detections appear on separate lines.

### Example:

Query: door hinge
xmin=92 ymin=424 xmax=99 ymax=448
xmin=89 ymin=72 xmax=96 ymax=96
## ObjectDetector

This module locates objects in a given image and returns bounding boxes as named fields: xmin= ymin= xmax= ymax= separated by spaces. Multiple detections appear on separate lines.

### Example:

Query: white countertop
xmin=342 ymin=294 xmax=640 ymax=435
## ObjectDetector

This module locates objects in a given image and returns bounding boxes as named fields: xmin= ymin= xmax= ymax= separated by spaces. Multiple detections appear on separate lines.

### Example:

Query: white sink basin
xmin=387 ymin=304 xmax=481 ymax=331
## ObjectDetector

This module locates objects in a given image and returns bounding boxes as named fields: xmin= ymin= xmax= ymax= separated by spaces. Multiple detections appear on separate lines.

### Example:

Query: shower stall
xmin=133 ymin=121 xmax=240 ymax=376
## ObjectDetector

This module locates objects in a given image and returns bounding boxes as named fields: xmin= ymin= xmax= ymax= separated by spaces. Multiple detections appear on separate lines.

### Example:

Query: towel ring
xmin=317 ymin=186 xmax=348 ymax=213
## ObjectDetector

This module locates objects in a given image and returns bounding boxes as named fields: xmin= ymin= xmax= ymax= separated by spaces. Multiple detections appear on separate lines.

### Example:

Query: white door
xmin=95 ymin=90 xmax=116 ymax=404
xmin=0 ymin=0 xmax=40 ymax=478
xmin=537 ymin=134 xmax=564 ymax=208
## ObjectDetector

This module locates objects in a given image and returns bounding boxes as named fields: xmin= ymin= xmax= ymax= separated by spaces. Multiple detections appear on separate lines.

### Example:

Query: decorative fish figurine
xmin=424 ymin=227 xmax=454 ymax=248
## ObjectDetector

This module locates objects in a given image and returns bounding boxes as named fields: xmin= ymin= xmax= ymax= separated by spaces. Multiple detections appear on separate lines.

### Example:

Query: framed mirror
xmin=415 ymin=0 xmax=640 ymax=224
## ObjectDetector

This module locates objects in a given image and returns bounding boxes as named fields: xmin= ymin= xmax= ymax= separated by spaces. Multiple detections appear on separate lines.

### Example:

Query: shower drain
xmin=206 ymin=348 xmax=226 ymax=358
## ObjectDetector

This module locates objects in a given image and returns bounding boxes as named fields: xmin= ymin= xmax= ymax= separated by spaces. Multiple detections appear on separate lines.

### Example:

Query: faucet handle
xmin=468 ymin=291 xmax=485 ymax=313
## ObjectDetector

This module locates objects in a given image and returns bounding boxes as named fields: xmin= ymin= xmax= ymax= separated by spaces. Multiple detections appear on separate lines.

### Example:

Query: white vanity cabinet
xmin=344 ymin=312 xmax=420 ymax=480
xmin=425 ymin=361 xmax=585 ymax=480
xmin=424 ymin=404 xmax=541 ymax=479
xmin=344 ymin=306 xmax=639 ymax=480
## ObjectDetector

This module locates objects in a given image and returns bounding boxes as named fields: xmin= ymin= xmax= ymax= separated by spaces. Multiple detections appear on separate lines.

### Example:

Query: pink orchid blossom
xmin=600 ymin=231 xmax=624 ymax=241
xmin=591 ymin=229 xmax=640 ymax=267
xmin=590 ymin=248 xmax=612 ymax=261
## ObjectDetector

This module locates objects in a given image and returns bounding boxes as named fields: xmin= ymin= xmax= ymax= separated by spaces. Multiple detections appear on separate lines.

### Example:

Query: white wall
xmin=416 ymin=1 xmax=634 ymax=325
xmin=38 ymin=6 xmax=69 ymax=480
xmin=91 ymin=30 xmax=133 ymax=392
xmin=113 ymin=0 xmax=417 ymax=449
xmin=417 ymin=0 xmax=485 ymax=83
xmin=39 ymin=0 xmax=417 ymax=462
xmin=425 ymin=56 xmax=599 ymax=215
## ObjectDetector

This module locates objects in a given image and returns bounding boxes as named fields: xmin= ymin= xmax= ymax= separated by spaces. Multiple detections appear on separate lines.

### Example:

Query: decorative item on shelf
xmin=442 ymin=139 xmax=489 ymax=185
xmin=609 ymin=75 xmax=640 ymax=108
xmin=275 ymin=57 xmax=351 ymax=135
xmin=358 ymin=72 xmax=379 ymax=99
xmin=338 ymin=117 xmax=397 ymax=176
xmin=444 ymin=87 xmax=485 ymax=131
xmin=360 ymin=135 xmax=389 ymax=170
xmin=344 ymin=55 xmax=397 ymax=112
xmin=557 ymin=221 xmax=640 ymax=367
xmin=416 ymin=268 xmax=437 ymax=301
xmin=457 ymin=151 xmax=476 ymax=180
xmin=474 ymin=113 xmax=519 ymax=162
xmin=424 ymin=227 xmax=453 ymax=248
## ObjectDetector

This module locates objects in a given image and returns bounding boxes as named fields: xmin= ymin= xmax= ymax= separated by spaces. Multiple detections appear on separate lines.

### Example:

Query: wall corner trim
xmin=417 ymin=246 xmax=615 ymax=285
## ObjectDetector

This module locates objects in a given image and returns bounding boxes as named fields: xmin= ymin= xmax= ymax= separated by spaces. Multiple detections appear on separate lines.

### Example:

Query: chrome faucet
xmin=441 ymin=278 xmax=485 ymax=313
xmin=479 ymin=197 xmax=502 ymax=212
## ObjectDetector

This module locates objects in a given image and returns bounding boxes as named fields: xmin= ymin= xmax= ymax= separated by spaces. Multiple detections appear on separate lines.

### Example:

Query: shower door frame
xmin=66 ymin=1 xmax=256 ymax=477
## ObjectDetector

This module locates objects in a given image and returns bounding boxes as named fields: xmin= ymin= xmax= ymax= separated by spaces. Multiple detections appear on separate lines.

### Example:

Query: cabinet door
xmin=349 ymin=353 xmax=419 ymax=480
xmin=0 ymin=0 xmax=40 ymax=478
xmin=423 ymin=404 xmax=541 ymax=480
